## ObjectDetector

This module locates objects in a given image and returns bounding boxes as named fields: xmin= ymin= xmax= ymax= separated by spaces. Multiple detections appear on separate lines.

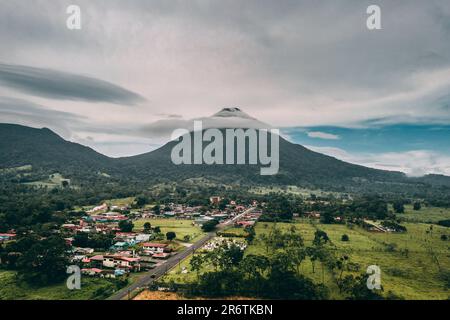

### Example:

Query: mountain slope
xmin=0 ymin=119 xmax=449 ymax=192
xmin=0 ymin=123 xmax=115 ymax=175
xmin=116 ymin=130 xmax=409 ymax=190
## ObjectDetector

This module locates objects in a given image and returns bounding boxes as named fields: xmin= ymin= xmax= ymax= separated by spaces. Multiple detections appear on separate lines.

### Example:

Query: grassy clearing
xmin=142 ymin=219 xmax=450 ymax=300
xmin=398 ymin=205 xmax=450 ymax=223
xmin=219 ymin=226 xmax=248 ymax=237
xmin=247 ymin=220 xmax=450 ymax=300
xmin=162 ymin=254 xmax=200 ymax=284
xmin=73 ymin=197 xmax=137 ymax=211
xmin=249 ymin=185 xmax=341 ymax=197
xmin=0 ymin=270 xmax=127 ymax=300
xmin=23 ymin=173 xmax=70 ymax=188
xmin=106 ymin=197 xmax=135 ymax=207
xmin=134 ymin=218 xmax=205 ymax=243
xmin=0 ymin=165 xmax=32 ymax=174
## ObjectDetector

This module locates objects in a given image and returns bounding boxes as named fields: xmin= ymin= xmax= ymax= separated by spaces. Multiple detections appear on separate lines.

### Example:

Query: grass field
xmin=218 ymin=226 xmax=248 ymax=237
xmin=149 ymin=218 xmax=449 ymax=300
xmin=249 ymin=185 xmax=341 ymax=197
xmin=248 ymin=220 xmax=450 ymax=300
xmin=134 ymin=218 xmax=205 ymax=243
xmin=0 ymin=270 xmax=129 ymax=300
xmin=162 ymin=253 xmax=200 ymax=284
xmin=106 ymin=197 xmax=135 ymax=207
xmin=0 ymin=165 xmax=32 ymax=174
xmin=398 ymin=205 xmax=450 ymax=223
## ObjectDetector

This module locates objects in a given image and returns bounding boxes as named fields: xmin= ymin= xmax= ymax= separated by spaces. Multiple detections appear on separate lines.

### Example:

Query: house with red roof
xmin=102 ymin=255 xmax=141 ymax=272
xmin=0 ymin=233 xmax=16 ymax=242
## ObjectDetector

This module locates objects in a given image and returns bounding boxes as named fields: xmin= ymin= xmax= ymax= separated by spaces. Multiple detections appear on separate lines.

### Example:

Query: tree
xmin=339 ymin=274 xmax=383 ymax=300
xmin=262 ymin=194 xmax=294 ymax=221
xmin=166 ymin=231 xmax=176 ymax=241
xmin=73 ymin=232 xmax=89 ymax=247
xmin=287 ymin=247 xmax=306 ymax=275
xmin=218 ymin=199 xmax=228 ymax=211
xmin=201 ymin=220 xmax=219 ymax=232
xmin=341 ymin=234 xmax=350 ymax=242
xmin=393 ymin=201 xmax=405 ymax=214
xmin=16 ymin=235 xmax=70 ymax=286
xmin=118 ymin=220 xmax=134 ymax=232
xmin=245 ymin=227 xmax=255 ymax=244
xmin=306 ymin=246 xmax=319 ymax=273
xmin=219 ymin=243 xmax=244 ymax=269
xmin=135 ymin=195 xmax=149 ymax=207
xmin=190 ymin=254 xmax=204 ymax=279
xmin=154 ymin=226 xmax=161 ymax=233
xmin=90 ymin=233 xmax=114 ymax=250
xmin=0 ymin=244 xmax=5 ymax=265
xmin=320 ymin=210 xmax=335 ymax=224
xmin=239 ymin=254 xmax=269 ymax=295
xmin=313 ymin=230 xmax=330 ymax=246
xmin=413 ymin=202 xmax=421 ymax=211
xmin=143 ymin=222 xmax=152 ymax=233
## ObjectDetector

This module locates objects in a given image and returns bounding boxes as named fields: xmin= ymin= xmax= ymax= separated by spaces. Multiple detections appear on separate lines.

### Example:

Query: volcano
xmin=1 ymin=108 xmax=449 ymax=192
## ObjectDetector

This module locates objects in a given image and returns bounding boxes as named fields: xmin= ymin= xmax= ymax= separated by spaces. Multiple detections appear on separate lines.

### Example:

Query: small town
xmin=42 ymin=196 xmax=259 ymax=283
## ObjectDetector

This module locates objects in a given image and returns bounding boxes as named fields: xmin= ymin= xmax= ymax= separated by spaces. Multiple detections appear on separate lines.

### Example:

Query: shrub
xmin=201 ymin=220 xmax=219 ymax=232
xmin=341 ymin=234 xmax=350 ymax=241
xmin=166 ymin=231 xmax=176 ymax=241
xmin=437 ymin=219 xmax=450 ymax=227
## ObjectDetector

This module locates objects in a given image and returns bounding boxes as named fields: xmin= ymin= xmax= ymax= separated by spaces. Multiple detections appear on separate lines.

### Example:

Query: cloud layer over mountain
xmin=1 ymin=0 xmax=450 ymax=172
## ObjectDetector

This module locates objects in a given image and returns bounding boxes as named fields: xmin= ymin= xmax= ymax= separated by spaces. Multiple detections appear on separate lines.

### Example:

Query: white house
xmin=141 ymin=242 xmax=169 ymax=254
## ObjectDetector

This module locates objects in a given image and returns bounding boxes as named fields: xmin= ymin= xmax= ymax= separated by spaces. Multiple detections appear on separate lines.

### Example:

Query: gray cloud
xmin=1 ymin=0 xmax=450 ymax=166
xmin=0 ymin=96 xmax=86 ymax=137
xmin=0 ymin=63 xmax=146 ymax=105
xmin=137 ymin=109 xmax=270 ymax=139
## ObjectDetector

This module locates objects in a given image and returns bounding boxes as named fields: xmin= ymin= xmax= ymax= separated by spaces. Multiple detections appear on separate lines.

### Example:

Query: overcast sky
xmin=1 ymin=0 xmax=450 ymax=175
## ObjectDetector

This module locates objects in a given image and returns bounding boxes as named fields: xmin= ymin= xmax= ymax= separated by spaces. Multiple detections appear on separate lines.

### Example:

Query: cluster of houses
xmin=64 ymin=221 xmax=176 ymax=277
xmin=2 ymin=198 xmax=257 ymax=278
xmin=303 ymin=211 xmax=343 ymax=222
xmin=61 ymin=198 xmax=251 ymax=278
xmin=74 ymin=240 xmax=174 ymax=278
xmin=60 ymin=202 xmax=180 ymax=278
xmin=147 ymin=200 xmax=252 ymax=226
xmin=0 ymin=233 xmax=16 ymax=242
xmin=362 ymin=220 xmax=400 ymax=233
xmin=234 ymin=209 xmax=261 ymax=228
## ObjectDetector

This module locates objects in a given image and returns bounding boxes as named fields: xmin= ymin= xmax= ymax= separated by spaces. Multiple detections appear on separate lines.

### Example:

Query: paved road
xmin=107 ymin=207 xmax=254 ymax=300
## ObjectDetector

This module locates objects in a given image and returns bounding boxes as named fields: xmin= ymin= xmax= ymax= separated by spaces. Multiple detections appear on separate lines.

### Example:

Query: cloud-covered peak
xmin=212 ymin=107 xmax=256 ymax=120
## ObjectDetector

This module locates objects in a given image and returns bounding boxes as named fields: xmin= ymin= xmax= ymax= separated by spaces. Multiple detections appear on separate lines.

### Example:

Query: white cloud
xmin=305 ymin=145 xmax=450 ymax=177
xmin=307 ymin=131 xmax=340 ymax=140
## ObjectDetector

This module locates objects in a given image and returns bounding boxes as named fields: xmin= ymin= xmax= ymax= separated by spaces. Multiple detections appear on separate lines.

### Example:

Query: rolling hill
xmin=0 ymin=123 xmax=115 ymax=176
